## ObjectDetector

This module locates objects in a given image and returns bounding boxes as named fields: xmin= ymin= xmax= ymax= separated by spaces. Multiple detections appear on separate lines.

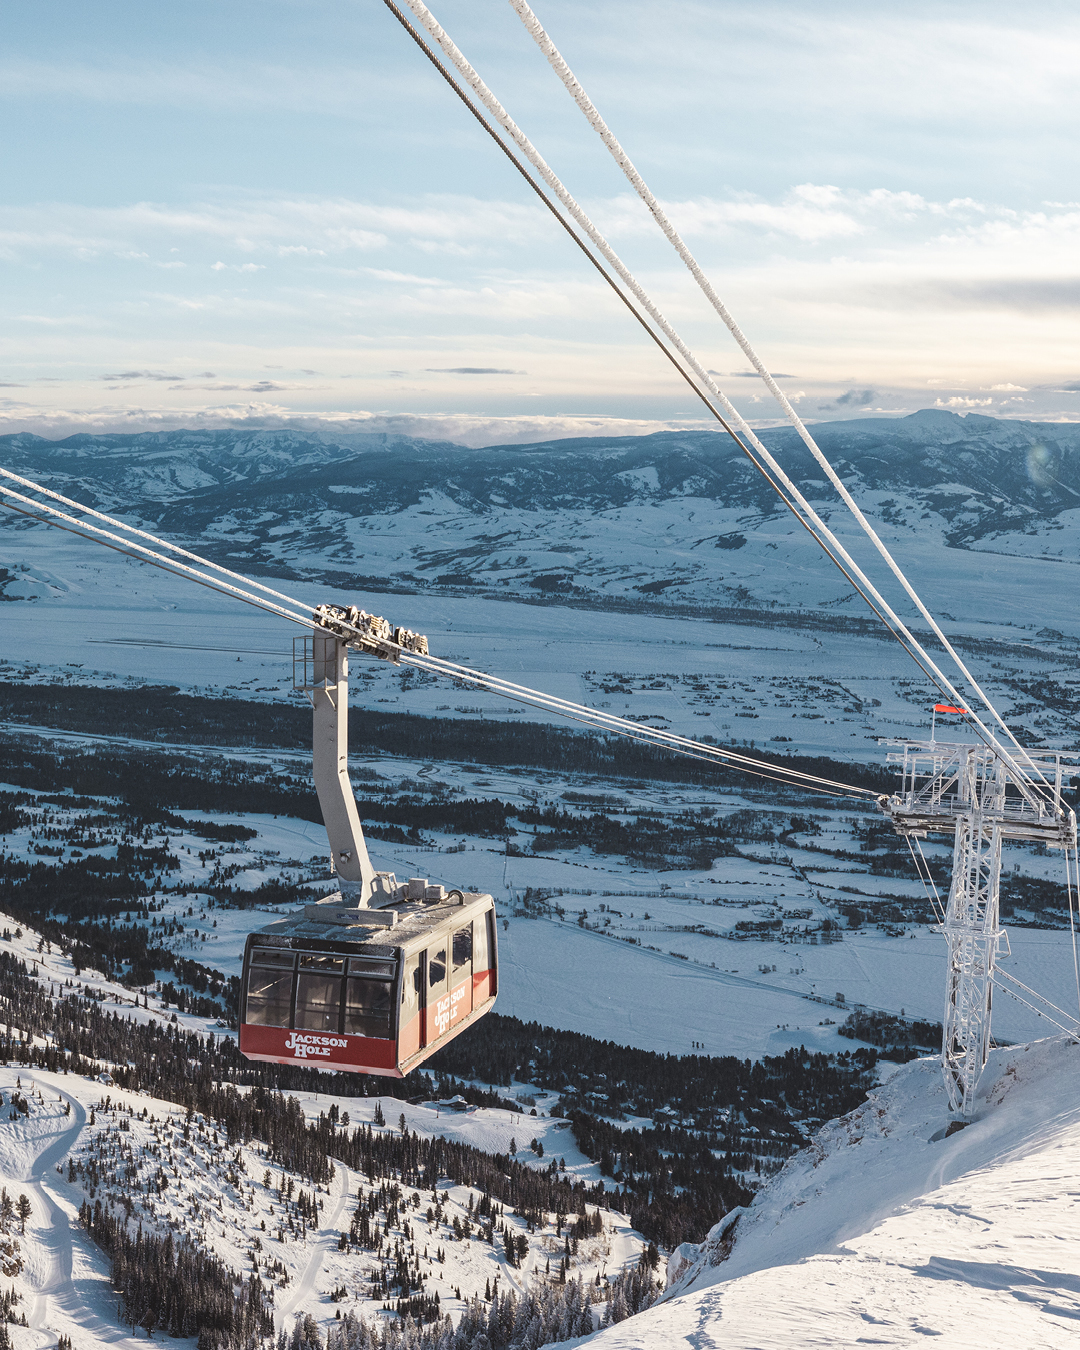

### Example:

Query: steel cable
xmin=994 ymin=967 xmax=1080 ymax=1034
xmin=400 ymin=648 xmax=879 ymax=798
xmin=394 ymin=0 xmax=1054 ymax=813
xmin=991 ymin=978 xmax=1077 ymax=1038
xmin=508 ymin=0 xmax=1037 ymax=775
xmin=1 ymin=473 xmax=874 ymax=800
xmin=374 ymin=0 xmax=963 ymax=700
xmin=0 ymin=465 xmax=308 ymax=614
xmin=0 ymin=487 xmax=313 ymax=628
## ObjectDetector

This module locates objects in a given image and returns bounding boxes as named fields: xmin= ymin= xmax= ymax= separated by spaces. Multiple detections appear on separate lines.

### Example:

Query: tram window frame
xmin=245 ymin=948 xmax=296 ymax=1028
xmin=348 ymin=956 xmax=397 ymax=979
xmin=344 ymin=973 xmax=393 ymax=1038
xmin=486 ymin=908 xmax=497 ymax=996
xmin=401 ymin=953 xmax=422 ymax=1019
xmin=243 ymin=966 xmax=292 ymax=1026
xmin=473 ymin=914 xmax=489 ymax=976
xmin=293 ymin=953 xmax=345 ymax=1033
xmin=250 ymin=947 xmax=294 ymax=967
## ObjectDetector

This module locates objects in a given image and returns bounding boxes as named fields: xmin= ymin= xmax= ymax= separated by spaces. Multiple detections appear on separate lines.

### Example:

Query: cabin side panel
xmin=239 ymin=1023 xmax=400 ymax=1074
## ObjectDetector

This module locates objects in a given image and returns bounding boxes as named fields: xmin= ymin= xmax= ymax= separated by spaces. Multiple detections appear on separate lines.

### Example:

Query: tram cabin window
xmin=473 ymin=913 xmax=489 ymax=974
xmin=246 ymin=949 xmax=294 ymax=1028
xmin=452 ymin=924 xmax=472 ymax=974
xmin=345 ymin=957 xmax=393 ymax=1038
xmin=429 ymin=946 xmax=447 ymax=989
xmin=401 ymin=954 xmax=422 ymax=1016
xmin=294 ymin=954 xmax=343 ymax=1032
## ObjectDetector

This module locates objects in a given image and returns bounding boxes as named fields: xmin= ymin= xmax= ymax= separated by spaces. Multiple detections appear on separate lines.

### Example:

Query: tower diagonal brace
xmin=942 ymin=815 xmax=1004 ymax=1117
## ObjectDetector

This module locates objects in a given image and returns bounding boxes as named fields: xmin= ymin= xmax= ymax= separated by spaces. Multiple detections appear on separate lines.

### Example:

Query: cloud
xmin=211 ymin=261 xmax=265 ymax=272
xmin=989 ymin=383 xmax=1028 ymax=391
xmin=425 ymin=367 xmax=522 ymax=376
xmin=816 ymin=389 xmax=875 ymax=411
xmin=100 ymin=370 xmax=185 ymax=382
xmin=934 ymin=396 xmax=993 ymax=408
xmin=166 ymin=380 xmax=322 ymax=393
xmin=0 ymin=404 xmax=723 ymax=448
xmin=0 ymin=195 xmax=562 ymax=269
xmin=596 ymin=184 xmax=999 ymax=246
xmin=709 ymin=370 xmax=795 ymax=379
xmin=11 ymin=185 xmax=1080 ymax=417
xmin=913 ymin=278 xmax=1080 ymax=313
xmin=366 ymin=268 xmax=446 ymax=285
xmin=0 ymin=56 xmax=420 ymax=118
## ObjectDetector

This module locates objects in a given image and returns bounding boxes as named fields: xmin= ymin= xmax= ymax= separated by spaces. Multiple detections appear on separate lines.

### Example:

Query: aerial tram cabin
xmin=237 ymin=621 xmax=499 ymax=1076
xmin=240 ymin=883 xmax=497 ymax=1076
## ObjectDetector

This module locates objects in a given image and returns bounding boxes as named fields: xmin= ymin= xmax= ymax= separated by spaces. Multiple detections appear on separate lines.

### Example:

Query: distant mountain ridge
xmin=4 ymin=410 xmax=1080 ymax=534
xmin=4 ymin=411 xmax=1080 ymax=617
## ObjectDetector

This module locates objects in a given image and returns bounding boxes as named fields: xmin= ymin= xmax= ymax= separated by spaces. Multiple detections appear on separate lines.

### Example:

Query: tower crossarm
xmin=879 ymin=738 xmax=1078 ymax=850
xmin=884 ymin=805 xmax=1075 ymax=847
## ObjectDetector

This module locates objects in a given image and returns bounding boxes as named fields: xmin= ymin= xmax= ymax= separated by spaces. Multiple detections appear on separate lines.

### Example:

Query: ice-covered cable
xmin=914 ymin=836 xmax=945 ymax=917
xmin=395 ymin=0 xmax=1052 ymax=807
xmin=0 ymin=485 xmax=313 ymax=629
xmin=0 ymin=465 xmax=308 ymax=614
xmin=905 ymin=836 xmax=945 ymax=926
xmin=401 ymin=648 xmax=878 ymax=798
xmin=992 ymin=976 xmax=1077 ymax=1038
xmin=1 ymin=472 xmax=873 ymax=800
xmin=508 ymin=0 xmax=1029 ymax=761
xmin=380 ymin=1 xmax=954 ymax=718
xmin=995 ymin=967 xmax=1080 ymax=1034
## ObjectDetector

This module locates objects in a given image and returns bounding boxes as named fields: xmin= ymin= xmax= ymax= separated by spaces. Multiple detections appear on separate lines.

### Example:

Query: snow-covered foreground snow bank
xmin=580 ymin=1035 xmax=1080 ymax=1348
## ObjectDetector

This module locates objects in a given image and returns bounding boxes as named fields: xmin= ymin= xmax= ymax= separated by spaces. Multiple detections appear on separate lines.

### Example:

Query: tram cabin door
xmin=400 ymin=920 xmax=475 ymax=1058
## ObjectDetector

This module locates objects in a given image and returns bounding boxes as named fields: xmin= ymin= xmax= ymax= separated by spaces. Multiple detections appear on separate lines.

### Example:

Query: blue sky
xmin=3 ymin=0 xmax=1080 ymax=444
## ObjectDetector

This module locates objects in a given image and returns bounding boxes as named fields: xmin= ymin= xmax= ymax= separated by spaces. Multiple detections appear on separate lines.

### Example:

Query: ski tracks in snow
xmin=12 ymin=1074 xmax=146 ymax=1350
xmin=275 ymin=1154 xmax=353 ymax=1332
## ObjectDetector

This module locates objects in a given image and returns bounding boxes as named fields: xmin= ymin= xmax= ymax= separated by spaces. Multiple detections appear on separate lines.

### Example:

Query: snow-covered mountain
xmin=5 ymin=417 xmax=1080 ymax=1348
xmin=585 ymin=1035 xmax=1080 ymax=1348
xmin=3 ymin=892 xmax=1078 ymax=1350
xmin=0 ymin=911 xmax=653 ymax=1350
xmin=2 ymin=410 xmax=1080 ymax=602
xmin=5 ymin=411 xmax=1080 ymax=535
xmin=6 ymin=410 xmax=1080 ymax=641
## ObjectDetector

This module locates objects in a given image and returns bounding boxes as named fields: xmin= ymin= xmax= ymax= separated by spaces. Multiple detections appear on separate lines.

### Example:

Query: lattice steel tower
xmin=882 ymin=739 xmax=1076 ymax=1118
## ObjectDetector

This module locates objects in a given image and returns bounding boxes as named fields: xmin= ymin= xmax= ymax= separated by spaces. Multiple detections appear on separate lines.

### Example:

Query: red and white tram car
xmin=239 ymin=886 xmax=497 ymax=1076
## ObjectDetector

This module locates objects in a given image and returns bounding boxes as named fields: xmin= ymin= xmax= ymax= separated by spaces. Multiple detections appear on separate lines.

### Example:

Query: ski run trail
xmin=0 ymin=1072 xmax=147 ymax=1350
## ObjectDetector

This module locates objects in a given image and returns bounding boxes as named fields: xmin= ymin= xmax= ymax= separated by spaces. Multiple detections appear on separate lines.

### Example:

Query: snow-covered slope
xmin=0 ymin=912 xmax=646 ymax=1350
xmin=588 ymin=1035 xmax=1080 ymax=1348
